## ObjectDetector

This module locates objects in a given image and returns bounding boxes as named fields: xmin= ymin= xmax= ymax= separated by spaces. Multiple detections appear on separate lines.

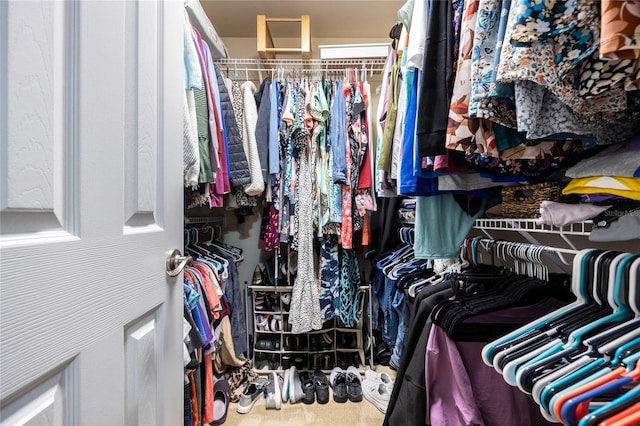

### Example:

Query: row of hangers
xmin=375 ymin=227 xmax=433 ymax=284
xmin=481 ymin=249 xmax=640 ymax=426
xmin=223 ymin=65 xmax=374 ymax=84
xmin=464 ymin=236 xmax=576 ymax=282
xmin=428 ymin=236 xmax=577 ymax=340
xmin=385 ymin=235 xmax=576 ymax=299
xmin=402 ymin=236 xmax=553 ymax=300
xmin=184 ymin=225 xmax=243 ymax=272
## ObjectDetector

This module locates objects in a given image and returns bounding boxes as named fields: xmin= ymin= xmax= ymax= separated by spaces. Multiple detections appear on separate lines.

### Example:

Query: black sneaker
xmin=313 ymin=370 xmax=330 ymax=404
xmin=346 ymin=366 xmax=363 ymax=402
xmin=329 ymin=367 xmax=348 ymax=403
xmin=300 ymin=371 xmax=315 ymax=404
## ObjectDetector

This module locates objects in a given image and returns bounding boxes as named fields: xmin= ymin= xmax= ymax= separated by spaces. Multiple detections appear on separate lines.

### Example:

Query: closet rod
xmin=475 ymin=238 xmax=580 ymax=256
xmin=184 ymin=216 xmax=225 ymax=226
xmin=217 ymin=67 xmax=386 ymax=74
xmin=214 ymin=58 xmax=387 ymax=74
xmin=473 ymin=237 xmax=578 ymax=273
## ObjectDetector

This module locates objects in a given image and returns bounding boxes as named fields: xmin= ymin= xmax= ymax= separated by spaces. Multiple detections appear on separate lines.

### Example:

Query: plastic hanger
xmin=537 ymin=257 xmax=640 ymax=417
xmin=555 ymin=353 xmax=640 ymax=425
xmin=583 ymin=374 xmax=640 ymax=426
xmin=504 ymin=251 xmax=625 ymax=383
xmin=591 ymin=400 xmax=640 ymax=426
xmin=184 ymin=228 xmax=228 ymax=272
xmin=201 ymin=225 xmax=243 ymax=263
xmin=492 ymin=250 xmax=609 ymax=377
xmin=514 ymin=253 xmax=636 ymax=393
xmin=482 ymin=249 xmax=600 ymax=367
xmin=538 ymin=337 xmax=640 ymax=422
xmin=406 ymin=265 xmax=451 ymax=299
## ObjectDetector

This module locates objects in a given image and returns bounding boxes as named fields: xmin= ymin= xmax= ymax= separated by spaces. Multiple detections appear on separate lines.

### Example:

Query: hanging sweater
xmin=183 ymin=90 xmax=200 ymax=188
xmin=241 ymin=81 xmax=265 ymax=196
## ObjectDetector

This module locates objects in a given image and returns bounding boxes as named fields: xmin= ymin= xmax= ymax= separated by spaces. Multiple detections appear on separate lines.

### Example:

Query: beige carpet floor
xmin=221 ymin=366 xmax=396 ymax=426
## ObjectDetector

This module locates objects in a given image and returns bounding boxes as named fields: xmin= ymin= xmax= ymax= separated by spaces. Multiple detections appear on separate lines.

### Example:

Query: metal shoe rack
xmin=249 ymin=284 xmax=373 ymax=375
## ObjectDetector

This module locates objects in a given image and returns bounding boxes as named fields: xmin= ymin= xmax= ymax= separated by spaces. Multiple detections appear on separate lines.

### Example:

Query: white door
xmin=0 ymin=1 xmax=184 ymax=425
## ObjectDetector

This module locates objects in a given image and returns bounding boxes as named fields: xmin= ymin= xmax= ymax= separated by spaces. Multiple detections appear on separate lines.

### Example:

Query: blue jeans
xmin=390 ymin=289 xmax=406 ymax=369
xmin=381 ymin=277 xmax=400 ymax=348
xmin=372 ymin=268 xmax=385 ymax=330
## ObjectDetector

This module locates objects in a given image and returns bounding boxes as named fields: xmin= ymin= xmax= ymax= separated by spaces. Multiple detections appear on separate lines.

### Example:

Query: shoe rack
xmin=249 ymin=284 xmax=370 ymax=375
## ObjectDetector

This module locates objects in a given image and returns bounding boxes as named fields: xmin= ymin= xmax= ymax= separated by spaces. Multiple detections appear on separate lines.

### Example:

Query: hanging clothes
xmin=288 ymin=144 xmax=323 ymax=333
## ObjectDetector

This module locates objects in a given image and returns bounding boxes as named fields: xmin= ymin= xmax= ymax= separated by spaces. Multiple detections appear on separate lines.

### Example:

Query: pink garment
xmin=191 ymin=27 xmax=230 ymax=206
xmin=358 ymin=81 xmax=373 ymax=190
xmin=426 ymin=319 xmax=557 ymax=426
xmin=189 ymin=264 xmax=222 ymax=320
xmin=190 ymin=25 xmax=220 ymax=174
xmin=425 ymin=325 xmax=483 ymax=425
xmin=201 ymin=351 xmax=213 ymax=424
xmin=340 ymin=82 xmax=353 ymax=249
xmin=433 ymin=151 xmax=475 ymax=174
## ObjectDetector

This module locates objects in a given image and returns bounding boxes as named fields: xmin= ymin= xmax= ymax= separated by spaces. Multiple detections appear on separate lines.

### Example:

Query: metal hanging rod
xmin=214 ymin=58 xmax=387 ymax=73
xmin=184 ymin=216 xmax=225 ymax=226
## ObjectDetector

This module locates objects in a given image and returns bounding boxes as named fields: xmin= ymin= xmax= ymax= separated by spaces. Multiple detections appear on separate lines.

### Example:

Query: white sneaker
xmin=362 ymin=378 xmax=391 ymax=414
xmin=364 ymin=369 xmax=378 ymax=381
xmin=364 ymin=369 xmax=394 ymax=393
xmin=378 ymin=372 xmax=394 ymax=392
xmin=282 ymin=368 xmax=290 ymax=403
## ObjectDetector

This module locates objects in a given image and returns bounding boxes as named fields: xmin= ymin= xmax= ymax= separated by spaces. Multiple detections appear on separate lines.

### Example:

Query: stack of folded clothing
xmin=555 ymin=136 xmax=640 ymax=241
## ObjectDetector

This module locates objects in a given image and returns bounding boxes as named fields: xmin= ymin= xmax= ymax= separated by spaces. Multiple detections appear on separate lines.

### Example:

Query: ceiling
xmin=201 ymin=0 xmax=405 ymax=39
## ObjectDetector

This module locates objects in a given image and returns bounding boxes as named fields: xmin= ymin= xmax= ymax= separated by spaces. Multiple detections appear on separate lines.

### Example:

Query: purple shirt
xmin=425 ymin=300 xmax=564 ymax=425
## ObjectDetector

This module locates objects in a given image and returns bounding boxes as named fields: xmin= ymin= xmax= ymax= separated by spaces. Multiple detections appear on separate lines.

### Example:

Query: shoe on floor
xmin=211 ymin=379 xmax=231 ymax=425
xmin=265 ymin=372 xmax=282 ymax=410
xmin=362 ymin=379 xmax=391 ymax=414
xmin=300 ymin=371 xmax=315 ymax=404
xmin=313 ymin=369 xmax=330 ymax=404
xmin=236 ymin=378 xmax=268 ymax=414
xmin=346 ymin=366 xmax=363 ymax=402
xmin=289 ymin=365 xmax=304 ymax=403
xmin=364 ymin=369 xmax=394 ymax=393
xmin=281 ymin=368 xmax=290 ymax=403
xmin=329 ymin=367 xmax=348 ymax=403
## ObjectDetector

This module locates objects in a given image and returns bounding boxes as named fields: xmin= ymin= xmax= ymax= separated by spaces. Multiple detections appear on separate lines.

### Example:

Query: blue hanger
xmin=513 ymin=253 xmax=636 ymax=391
xmin=537 ymin=257 xmax=640 ymax=416
xmin=576 ymin=384 xmax=640 ymax=426
xmin=481 ymin=249 xmax=598 ymax=367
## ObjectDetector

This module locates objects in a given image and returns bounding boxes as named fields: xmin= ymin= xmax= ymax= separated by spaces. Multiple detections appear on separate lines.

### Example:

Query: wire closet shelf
xmin=213 ymin=58 xmax=388 ymax=76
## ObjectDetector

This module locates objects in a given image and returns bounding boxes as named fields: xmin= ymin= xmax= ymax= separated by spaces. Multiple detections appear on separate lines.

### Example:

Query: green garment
xmin=377 ymin=52 xmax=402 ymax=172
xmin=194 ymin=87 xmax=214 ymax=183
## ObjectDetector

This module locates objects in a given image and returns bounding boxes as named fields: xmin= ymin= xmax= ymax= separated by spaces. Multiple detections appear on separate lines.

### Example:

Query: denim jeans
xmin=390 ymin=288 xmax=406 ymax=369
xmin=382 ymin=277 xmax=400 ymax=348
xmin=372 ymin=268 xmax=386 ymax=330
